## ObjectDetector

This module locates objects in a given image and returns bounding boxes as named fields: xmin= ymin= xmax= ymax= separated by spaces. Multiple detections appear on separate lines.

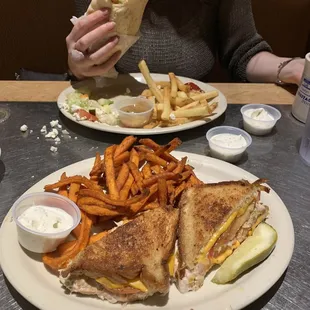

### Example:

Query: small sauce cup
xmin=206 ymin=126 xmax=252 ymax=163
xmin=114 ymin=97 xmax=154 ymax=128
xmin=12 ymin=192 xmax=81 ymax=253
xmin=241 ymin=104 xmax=281 ymax=136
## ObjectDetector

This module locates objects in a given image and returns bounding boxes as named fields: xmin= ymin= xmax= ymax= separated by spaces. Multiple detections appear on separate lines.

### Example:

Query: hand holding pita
xmin=66 ymin=9 xmax=121 ymax=79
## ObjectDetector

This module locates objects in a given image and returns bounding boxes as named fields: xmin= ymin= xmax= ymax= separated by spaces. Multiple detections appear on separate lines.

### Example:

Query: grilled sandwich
xmin=60 ymin=207 xmax=179 ymax=303
xmin=175 ymin=179 xmax=269 ymax=293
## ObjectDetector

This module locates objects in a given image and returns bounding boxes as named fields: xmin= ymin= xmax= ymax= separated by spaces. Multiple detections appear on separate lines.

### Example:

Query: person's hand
xmin=66 ymin=9 xmax=121 ymax=79
xmin=279 ymin=58 xmax=305 ymax=85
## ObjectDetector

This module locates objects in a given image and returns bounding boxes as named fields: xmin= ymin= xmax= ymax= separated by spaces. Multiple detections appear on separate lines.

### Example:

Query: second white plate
xmin=57 ymin=73 xmax=227 ymax=135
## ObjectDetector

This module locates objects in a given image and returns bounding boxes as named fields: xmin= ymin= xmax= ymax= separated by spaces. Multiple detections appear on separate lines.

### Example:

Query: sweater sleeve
xmin=218 ymin=0 xmax=272 ymax=82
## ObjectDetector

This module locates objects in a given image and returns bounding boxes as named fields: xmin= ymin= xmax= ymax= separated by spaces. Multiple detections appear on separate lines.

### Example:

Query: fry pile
xmin=138 ymin=60 xmax=219 ymax=128
xmin=42 ymin=136 xmax=203 ymax=271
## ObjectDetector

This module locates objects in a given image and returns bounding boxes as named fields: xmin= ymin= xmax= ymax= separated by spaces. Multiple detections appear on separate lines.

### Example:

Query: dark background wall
xmin=0 ymin=0 xmax=309 ymax=80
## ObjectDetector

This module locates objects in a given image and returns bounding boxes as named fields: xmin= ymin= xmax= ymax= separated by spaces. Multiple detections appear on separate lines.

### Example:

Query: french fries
xmin=89 ymin=231 xmax=109 ymax=245
xmin=137 ymin=60 xmax=219 ymax=128
xmin=142 ymin=163 xmax=152 ymax=179
xmin=138 ymin=60 xmax=163 ymax=103
xmin=104 ymin=145 xmax=119 ymax=200
xmin=114 ymin=136 xmax=137 ymax=159
xmin=128 ymin=162 xmax=144 ymax=192
xmin=89 ymin=152 xmax=102 ymax=184
xmin=68 ymin=183 xmax=80 ymax=203
xmin=161 ymin=87 xmax=171 ymax=121
xmin=176 ymin=77 xmax=190 ymax=92
xmin=158 ymin=179 xmax=168 ymax=209
xmin=120 ymin=173 xmax=134 ymax=200
xmin=172 ymin=106 xmax=213 ymax=118
xmin=190 ymin=90 xmax=219 ymax=102
xmin=44 ymin=176 xmax=101 ymax=191
xmin=43 ymin=136 xmax=204 ymax=271
xmin=114 ymin=151 xmax=130 ymax=167
xmin=144 ymin=153 xmax=167 ymax=167
xmin=71 ymin=223 xmax=81 ymax=239
xmin=58 ymin=172 xmax=68 ymax=197
xmin=116 ymin=163 xmax=129 ymax=191
xmin=168 ymin=73 xmax=178 ymax=98
xmin=42 ymin=211 xmax=93 ymax=270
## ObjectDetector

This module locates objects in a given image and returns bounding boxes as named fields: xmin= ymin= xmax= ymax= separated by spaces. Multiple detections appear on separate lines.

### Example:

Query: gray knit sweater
xmin=74 ymin=0 xmax=272 ymax=82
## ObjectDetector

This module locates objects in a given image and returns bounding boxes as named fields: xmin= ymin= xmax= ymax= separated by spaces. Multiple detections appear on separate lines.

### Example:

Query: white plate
xmin=0 ymin=152 xmax=294 ymax=310
xmin=57 ymin=73 xmax=227 ymax=135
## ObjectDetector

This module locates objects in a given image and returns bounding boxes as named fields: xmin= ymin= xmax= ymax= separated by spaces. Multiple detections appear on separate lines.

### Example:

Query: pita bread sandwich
xmin=85 ymin=0 xmax=149 ymax=78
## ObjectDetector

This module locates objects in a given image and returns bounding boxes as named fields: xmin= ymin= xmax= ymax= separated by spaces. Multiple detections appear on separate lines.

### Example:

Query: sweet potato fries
xmin=42 ymin=136 xmax=203 ymax=271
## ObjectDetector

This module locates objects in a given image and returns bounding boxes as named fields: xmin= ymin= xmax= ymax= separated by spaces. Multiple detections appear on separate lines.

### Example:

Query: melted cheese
xmin=96 ymin=277 xmax=123 ymax=289
xmin=168 ymin=253 xmax=175 ymax=276
xmin=197 ymin=211 xmax=238 ymax=263
xmin=196 ymin=202 xmax=252 ymax=264
xmin=248 ymin=214 xmax=266 ymax=236
xmin=128 ymin=279 xmax=148 ymax=292
xmin=237 ymin=202 xmax=252 ymax=217
xmin=96 ymin=277 xmax=148 ymax=292
xmin=211 ymin=241 xmax=240 ymax=264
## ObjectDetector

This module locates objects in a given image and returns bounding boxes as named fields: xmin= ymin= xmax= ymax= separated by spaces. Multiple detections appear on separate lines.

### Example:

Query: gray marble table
xmin=0 ymin=102 xmax=309 ymax=310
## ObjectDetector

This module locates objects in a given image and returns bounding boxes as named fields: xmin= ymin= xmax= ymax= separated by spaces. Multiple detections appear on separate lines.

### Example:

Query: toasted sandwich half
xmin=175 ymin=179 xmax=269 ymax=293
xmin=60 ymin=207 xmax=179 ymax=303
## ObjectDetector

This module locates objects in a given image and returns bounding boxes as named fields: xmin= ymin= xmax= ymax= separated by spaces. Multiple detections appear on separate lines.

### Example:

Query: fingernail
xmin=100 ymin=8 xmax=110 ymax=15
xmin=107 ymin=21 xmax=116 ymax=29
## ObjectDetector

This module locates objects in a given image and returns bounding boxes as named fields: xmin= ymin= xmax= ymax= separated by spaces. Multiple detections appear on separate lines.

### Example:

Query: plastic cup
xmin=12 ymin=192 xmax=81 ymax=253
xmin=241 ymin=104 xmax=281 ymax=136
xmin=114 ymin=97 xmax=154 ymax=128
xmin=206 ymin=126 xmax=252 ymax=163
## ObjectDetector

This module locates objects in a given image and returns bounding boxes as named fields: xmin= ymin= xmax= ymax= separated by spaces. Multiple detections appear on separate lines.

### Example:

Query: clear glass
xmin=299 ymin=108 xmax=310 ymax=165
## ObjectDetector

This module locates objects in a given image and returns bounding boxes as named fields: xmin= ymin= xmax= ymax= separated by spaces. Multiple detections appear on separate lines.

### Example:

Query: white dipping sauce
xmin=210 ymin=133 xmax=247 ymax=149
xmin=244 ymin=108 xmax=274 ymax=122
xmin=18 ymin=205 xmax=73 ymax=234
xmin=243 ymin=107 xmax=276 ymax=135
xmin=209 ymin=133 xmax=248 ymax=163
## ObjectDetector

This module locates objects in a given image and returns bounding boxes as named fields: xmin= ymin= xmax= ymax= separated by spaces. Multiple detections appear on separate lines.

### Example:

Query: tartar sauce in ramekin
xmin=18 ymin=205 xmax=73 ymax=234
xmin=210 ymin=133 xmax=247 ymax=149
xmin=244 ymin=108 xmax=274 ymax=122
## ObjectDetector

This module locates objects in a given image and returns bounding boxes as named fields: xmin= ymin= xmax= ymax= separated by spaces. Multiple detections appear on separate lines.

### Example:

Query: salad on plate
xmin=62 ymin=91 xmax=119 ymax=126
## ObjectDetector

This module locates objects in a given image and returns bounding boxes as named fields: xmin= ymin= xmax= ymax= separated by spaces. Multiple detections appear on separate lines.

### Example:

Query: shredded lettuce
xmin=98 ymin=98 xmax=114 ymax=106
xmin=65 ymin=90 xmax=117 ymax=125
xmin=66 ymin=92 xmax=88 ymax=109
xmin=102 ymin=105 xmax=112 ymax=114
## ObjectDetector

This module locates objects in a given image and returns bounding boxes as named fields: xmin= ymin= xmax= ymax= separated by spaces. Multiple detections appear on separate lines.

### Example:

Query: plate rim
xmin=0 ymin=152 xmax=295 ymax=310
xmin=57 ymin=73 xmax=227 ymax=135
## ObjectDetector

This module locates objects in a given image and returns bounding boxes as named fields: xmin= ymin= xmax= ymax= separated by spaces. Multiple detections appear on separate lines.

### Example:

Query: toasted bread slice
xmin=61 ymin=207 xmax=179 ymax=303
xmin=178 ymin=179 xmax=268 ymax=272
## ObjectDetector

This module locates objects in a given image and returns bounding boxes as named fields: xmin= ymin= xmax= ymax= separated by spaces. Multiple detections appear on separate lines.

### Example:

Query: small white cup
xmin=206 ymin=126 xmax=252 ymax=163
xmin=241 ymin=104 xmax=281 ymax=136
xmin=12 ymin=192 xmax=81 ymax=253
